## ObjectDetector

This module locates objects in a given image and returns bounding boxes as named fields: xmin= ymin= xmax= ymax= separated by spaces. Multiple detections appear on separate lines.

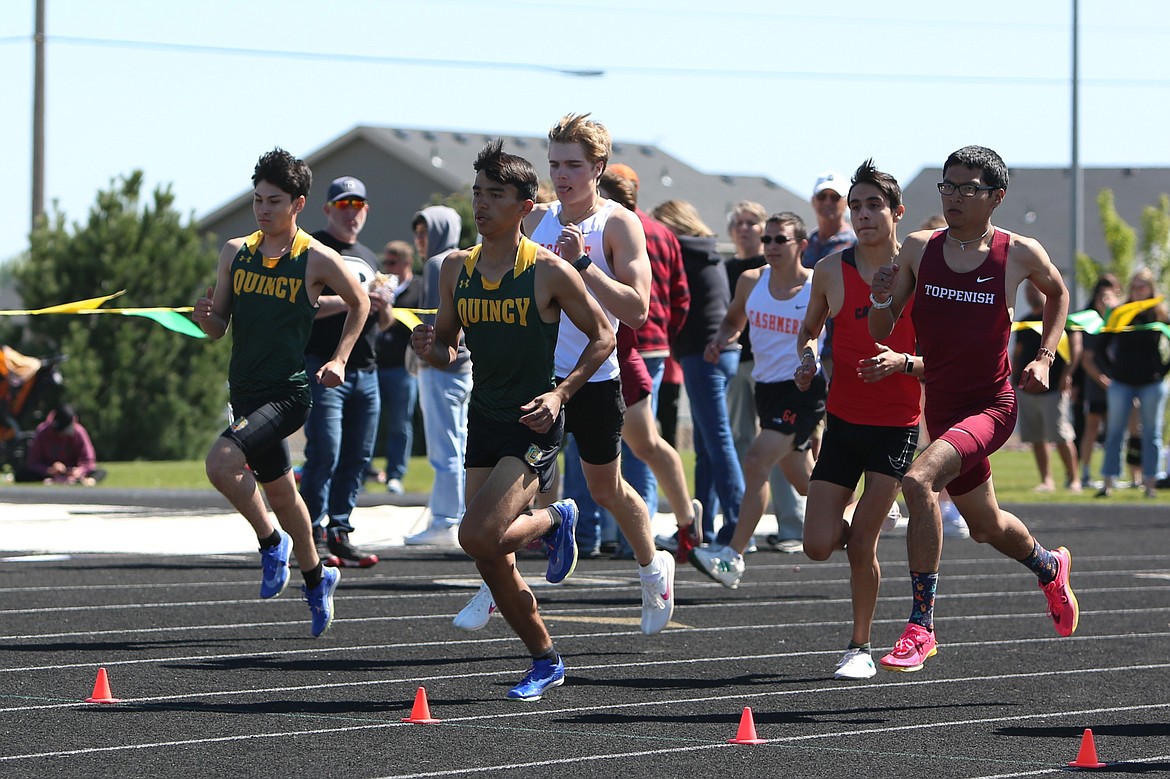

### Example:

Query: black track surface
xmin=2 ymin=502 xmax=1168 ymax=778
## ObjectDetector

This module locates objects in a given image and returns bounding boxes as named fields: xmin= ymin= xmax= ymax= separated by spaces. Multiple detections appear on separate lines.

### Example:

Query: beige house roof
xmin=198 ymin=125 xmax=812 ymax=255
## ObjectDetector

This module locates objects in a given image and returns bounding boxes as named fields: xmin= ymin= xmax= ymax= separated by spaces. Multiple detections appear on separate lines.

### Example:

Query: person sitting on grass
xmin=17 ymin=403 xmax=106 ymax=486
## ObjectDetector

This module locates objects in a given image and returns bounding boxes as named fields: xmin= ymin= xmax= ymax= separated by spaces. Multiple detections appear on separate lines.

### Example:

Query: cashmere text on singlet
xmin=745 ymin=267 xmax=821 ymax=383
xmin=228 ymin=229 xmax=316 ymax=404
xmin=455 ymin=237 xmax=559 ymax=423
xmin=829 ymin=248 xmax=920 ymax=426
xmin=528 ymin=201 xmax=620 ymax=381
xmin=911 ymin=228 xmax=1013 ymax=412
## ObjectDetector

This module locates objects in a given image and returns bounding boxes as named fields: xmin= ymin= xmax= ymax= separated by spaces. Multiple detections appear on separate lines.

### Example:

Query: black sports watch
xmin=572 ymin=253 xmax=592 ymax=272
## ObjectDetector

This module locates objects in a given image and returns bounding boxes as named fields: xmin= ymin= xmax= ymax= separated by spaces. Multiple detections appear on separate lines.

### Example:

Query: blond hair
xmin=651 ymin=200 xmax=715 ymax=238
xmin=547 ymin=113 xmax=612 ymax=167
xmin=726 ymin=200 xmax=767 ymax=231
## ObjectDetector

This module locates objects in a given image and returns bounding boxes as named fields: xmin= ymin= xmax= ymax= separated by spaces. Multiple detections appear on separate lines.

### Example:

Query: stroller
xmin=0 ymin=346 xmax=66 ymax=474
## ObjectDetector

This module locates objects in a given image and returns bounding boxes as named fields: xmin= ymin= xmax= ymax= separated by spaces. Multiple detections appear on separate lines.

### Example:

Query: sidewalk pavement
xmin=0 ymin=486 xmax=780 ymax=557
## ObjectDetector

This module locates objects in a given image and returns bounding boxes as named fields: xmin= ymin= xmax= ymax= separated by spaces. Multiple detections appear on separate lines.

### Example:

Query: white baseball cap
xmin=813 ymin=171 xmax=848 ymax=198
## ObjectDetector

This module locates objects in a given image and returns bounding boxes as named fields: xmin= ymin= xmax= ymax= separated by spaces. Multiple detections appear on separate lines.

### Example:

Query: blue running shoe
xmin=302 ymin=566 xmax=341 ymax=637
xmin=259 ymin=530 xmax=292 ymax=599
xmin=544 ymin=499 xmax=579 ymax=584
xmin=506 ymin=656 xmax=566 ymax=701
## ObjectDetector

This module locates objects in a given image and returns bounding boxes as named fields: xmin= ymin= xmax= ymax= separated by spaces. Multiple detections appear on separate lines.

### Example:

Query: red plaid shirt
xmin=632 ymin=209 xmax=689 ymax=353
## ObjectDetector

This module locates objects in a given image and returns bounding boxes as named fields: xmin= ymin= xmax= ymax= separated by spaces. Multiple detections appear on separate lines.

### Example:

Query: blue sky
xmin=3 ymin=0 xmax=1169 ymax=264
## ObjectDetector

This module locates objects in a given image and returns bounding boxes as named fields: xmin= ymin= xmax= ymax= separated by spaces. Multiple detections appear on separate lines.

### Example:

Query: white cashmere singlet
xmin=745 ymin=266 xmax=821 ymax=383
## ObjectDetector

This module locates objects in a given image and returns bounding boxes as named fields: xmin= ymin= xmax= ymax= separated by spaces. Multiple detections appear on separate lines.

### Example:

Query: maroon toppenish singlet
xmin=911 ymin=228 xmax=1017 ymax=494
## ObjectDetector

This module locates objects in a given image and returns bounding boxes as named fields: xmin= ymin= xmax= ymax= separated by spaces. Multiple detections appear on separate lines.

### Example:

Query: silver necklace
xmin=947 ymin=226 xmax=990 ymax=251
xmin=558 ymin=200 xmax=599 ymax=226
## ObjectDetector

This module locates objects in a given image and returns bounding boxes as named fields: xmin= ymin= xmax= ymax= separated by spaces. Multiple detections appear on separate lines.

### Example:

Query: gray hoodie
xmin=416 ymin=205 xmax=471 ymax=372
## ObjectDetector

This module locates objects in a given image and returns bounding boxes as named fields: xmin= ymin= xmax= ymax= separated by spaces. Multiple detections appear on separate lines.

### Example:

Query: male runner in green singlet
xmin=193 ymin=148 xmax=370 ymax=638
xmin=412 ymin=139 xmax=613 ymax=701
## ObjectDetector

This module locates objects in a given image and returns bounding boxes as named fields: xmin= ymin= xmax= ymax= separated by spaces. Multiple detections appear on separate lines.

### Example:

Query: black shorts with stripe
xmin=810 ymin=412 xmax=920 ymax=489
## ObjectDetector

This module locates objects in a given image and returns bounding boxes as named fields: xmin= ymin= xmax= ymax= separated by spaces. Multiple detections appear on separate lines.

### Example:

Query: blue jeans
xmin=299 ymin=360 xmax=380 ymax=534
xmin=563 ymin=435 xmax=606 ymax=555
xmin=680 ymin=351 xmax=745 ymax=545
xmin=377 ymin=365 xmax=418 ymax=481
xmin=1102 ymin=379 xmax=1168 ymax=479
xmin=418 ymin=367 xmax=472 ymax=527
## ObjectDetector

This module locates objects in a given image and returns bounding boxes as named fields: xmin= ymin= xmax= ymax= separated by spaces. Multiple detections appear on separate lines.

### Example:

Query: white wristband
xmin=869 ymin=292 xmax=893 ymax=310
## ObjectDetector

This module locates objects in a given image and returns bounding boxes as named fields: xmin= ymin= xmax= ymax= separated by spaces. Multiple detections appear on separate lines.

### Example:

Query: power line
xmin=33 ymin=35 xmax=1170 ymax=88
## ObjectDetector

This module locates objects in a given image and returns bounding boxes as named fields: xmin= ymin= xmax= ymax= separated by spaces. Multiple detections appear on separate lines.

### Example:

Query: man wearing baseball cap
xmin=803 ymin=172 xmax=856 ymax=270
xmin=301 ymin=176 xmax=394 ymax=569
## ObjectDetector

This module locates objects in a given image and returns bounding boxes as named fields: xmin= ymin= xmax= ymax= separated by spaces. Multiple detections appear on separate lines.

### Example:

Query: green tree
xmin=13 ymin=172 xmax=230 ymax=460
xmin=1139 ymin=193 xmax=1170 ymax=288
xmin=1076 ymin=189 xmax=1137 ymax=293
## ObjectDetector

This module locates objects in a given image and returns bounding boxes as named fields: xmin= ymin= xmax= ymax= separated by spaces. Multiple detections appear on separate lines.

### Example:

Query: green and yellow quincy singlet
xmin=228 ymin=229 xmax=317 ymax=404
xmin=455 ymin=237 xmax=559 ymax=423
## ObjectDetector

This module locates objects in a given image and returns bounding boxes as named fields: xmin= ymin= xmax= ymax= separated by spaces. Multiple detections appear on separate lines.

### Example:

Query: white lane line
xmin=3 ymin=579 xmax=1167 ymax=617
xmin=1 ymin=692 xmax=1166 ymax=768
xmin=1 ymin=637 xmax=1168 ymax=713
xmin=4 ymin=598 xmax=1165 ymax=650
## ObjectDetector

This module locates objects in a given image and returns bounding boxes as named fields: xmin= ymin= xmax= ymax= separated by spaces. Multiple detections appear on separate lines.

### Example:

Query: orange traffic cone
xmin=401 ymin=686 xmax=440 ymax=724
xmin=727 ymin=706 xmax=767 ymax=744
xmin=85 ymin=667 xmax=121 ymax=704
xmin=1067 ymin=728 xmax=1106 ymax=769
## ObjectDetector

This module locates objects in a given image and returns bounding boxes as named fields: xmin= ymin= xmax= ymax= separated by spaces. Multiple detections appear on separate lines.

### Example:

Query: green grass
xmin=73 ymin=447 xmax=1164 ymax=504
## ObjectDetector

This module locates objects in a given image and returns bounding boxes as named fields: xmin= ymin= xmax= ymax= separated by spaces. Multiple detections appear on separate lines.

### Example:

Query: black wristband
xmin=572 ymin=254 xmax=592 ymax=272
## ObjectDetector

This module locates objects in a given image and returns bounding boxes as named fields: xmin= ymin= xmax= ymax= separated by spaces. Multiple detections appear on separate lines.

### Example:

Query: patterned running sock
xmin=302 ymin=562 xmax=324 ymax=590
xmin=1019 ymin=540 xmax=1058 ymax=585
xmin=258 ymin=529 xmax=282 ymax=550
xmin=847 ymin=641 xmax=871 ymax=653
xmin=908 ymin=571 xmax=938 ymax=630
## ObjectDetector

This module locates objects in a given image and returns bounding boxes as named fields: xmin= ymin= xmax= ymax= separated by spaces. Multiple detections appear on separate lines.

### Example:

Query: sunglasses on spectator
xmin=814 ymin=191 xmax=841 ymax=202
xmin=760 ymin=234 xmax=795 ymax=245
xmin=332 ymin=198 xmax=367 ymax=210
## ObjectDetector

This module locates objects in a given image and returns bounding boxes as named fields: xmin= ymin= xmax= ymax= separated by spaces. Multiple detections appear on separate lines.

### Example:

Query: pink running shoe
xmin=880 ymin=623 xmax=938 ymax=672
xmin=1041 ymin=546 xmax=1079 ymax=637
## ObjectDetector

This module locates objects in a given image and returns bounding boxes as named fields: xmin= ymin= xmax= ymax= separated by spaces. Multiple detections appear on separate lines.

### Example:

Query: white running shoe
xmin=940 ymin=501 xmax=970 ymax=539
xmin=640 ymin=550 xmax=675 ymax=635
xmin=405 ymin=524 xmax=461 ymax=547
xmin=833 ymin=648 xmax=877 ymax=680
xmin=689 ymin=544 xmax=745 ymax=589
xmin=883 ymin=501 xmax=908 ymax=534
xmin=453 ymin=582 xmax=496 ymax=631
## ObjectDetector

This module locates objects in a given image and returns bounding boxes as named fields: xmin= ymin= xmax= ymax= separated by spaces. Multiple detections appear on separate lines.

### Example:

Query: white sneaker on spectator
xmin=386 ymin=478 xmax=404 ymax=495
xmin=453 ymin=582 xmax=496 ymax=631
xmin=940 ymin=501 xmax=970 ymax=538
xmin=405 ymin=524 xmax=460 ymax=547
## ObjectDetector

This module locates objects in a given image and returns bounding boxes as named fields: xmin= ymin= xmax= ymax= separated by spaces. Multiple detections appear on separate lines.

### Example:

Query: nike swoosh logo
xmin=661 ymin=583 xmax=671 ymax=602
xmin=976 ymin=276 xmax=994 ymax=283
xmin=263 ymin=570 xmax=284 ymax=588
xmin=795 ymin=304 xmax=807 ymax=309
